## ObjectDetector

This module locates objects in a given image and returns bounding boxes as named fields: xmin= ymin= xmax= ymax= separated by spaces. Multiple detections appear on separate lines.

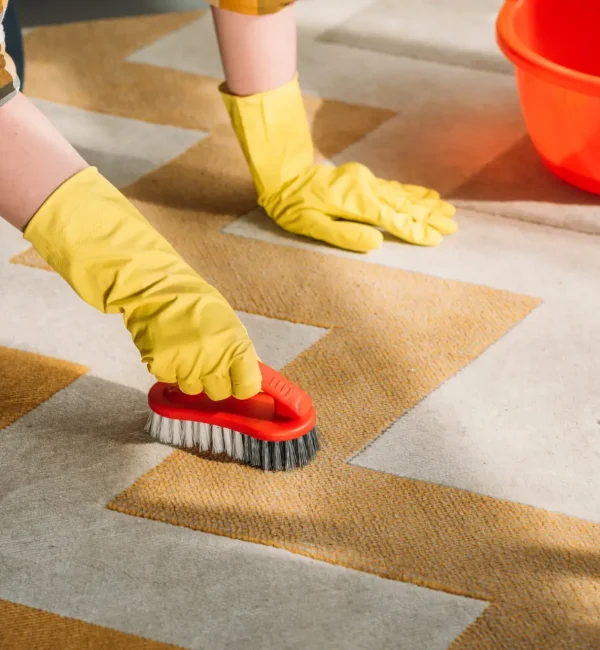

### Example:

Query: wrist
xmin=221 ymin=76 xmax=314 ymax=198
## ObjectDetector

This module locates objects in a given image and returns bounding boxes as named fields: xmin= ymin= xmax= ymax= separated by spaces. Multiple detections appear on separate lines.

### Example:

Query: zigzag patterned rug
xmin=2 ymin=6 xmax=600 ymax=649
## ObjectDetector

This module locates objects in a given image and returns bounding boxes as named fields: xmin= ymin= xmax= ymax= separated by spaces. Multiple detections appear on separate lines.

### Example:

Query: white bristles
xmin=169 ymin=418 xmax=181 ymax=446
xmin=232 ymin=430 xmax=245 ymax=461
xmin=223 ymin=428 xmax=234 ymax=457
xmin=198 ymin=423 xmax=211 ymax=452
xmin=181 ymin=420 xmax=195 ymax=448
xmin=145 ymin=412 xmax=158 ymax=435
xmin=146 ymin=412 xmax=318 ymax=471
xmin=212 ymin=426 xmax=224 ymax=454
xmin=146 ymin=412 xmax=177 ymax=445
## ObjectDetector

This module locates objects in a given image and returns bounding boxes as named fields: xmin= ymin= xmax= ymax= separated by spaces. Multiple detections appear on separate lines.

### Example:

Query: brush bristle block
xmin=145 ymin=414 xmax=319 ymax=471
xmin=146 ymin=364 xmax=319 ymax=470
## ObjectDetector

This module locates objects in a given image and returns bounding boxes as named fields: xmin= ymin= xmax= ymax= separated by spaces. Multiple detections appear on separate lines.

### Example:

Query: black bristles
xmin=296 ymin=435 xmax=308 ymax=467
xmin=305 ymin=428 xmax=316 ymax=458
xmin=250 ymin=437 xmax=261 ymax=467
xmin=240 ymin=428 xmax=319 ymax=471
xmin=273 ymin=441 xmax=283 ymax=471
xmin=262 ymin=441 xmax=271 ymax=472
xmin=313 ymin=428 xmax=321 ymax=451
xmin=284 ymin=439 xmax=297 ymax=471
xmin=242 ymin=433 xmax=251 ymax=463
xmin=239 ymin=427 xmax=319 ymax=471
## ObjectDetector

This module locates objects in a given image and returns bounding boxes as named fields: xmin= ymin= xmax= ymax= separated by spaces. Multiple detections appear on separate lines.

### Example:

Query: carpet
xmin=0 ymin=600 xmax=180 ymax=649
xmin=2 ymin=5 xmax=600 ymax=650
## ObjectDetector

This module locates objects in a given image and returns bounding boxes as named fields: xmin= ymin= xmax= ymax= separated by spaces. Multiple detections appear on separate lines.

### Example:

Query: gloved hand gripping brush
xmin=25 ymin=167 xmax=319 ymax=471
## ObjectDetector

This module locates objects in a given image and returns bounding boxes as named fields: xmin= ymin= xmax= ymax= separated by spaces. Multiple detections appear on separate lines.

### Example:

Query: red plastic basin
xmin=497 ymin=0 xmax=600 ymax=194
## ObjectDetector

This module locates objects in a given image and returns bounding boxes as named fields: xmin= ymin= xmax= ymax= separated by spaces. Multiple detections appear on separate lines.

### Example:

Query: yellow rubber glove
xmin=221 ymin=76 xmax=457 ymax=253
xmin=24 ymin=167 xmax=261 ymax=399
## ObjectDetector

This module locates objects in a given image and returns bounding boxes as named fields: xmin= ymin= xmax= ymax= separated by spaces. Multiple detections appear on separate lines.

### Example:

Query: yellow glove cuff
xmin=24 ymin=167 xmax=260 ymax=398
xmin=220 ymin=74 xmax=314 ymax=199
xmin=24 ymin=167 xmax=181 ymax=314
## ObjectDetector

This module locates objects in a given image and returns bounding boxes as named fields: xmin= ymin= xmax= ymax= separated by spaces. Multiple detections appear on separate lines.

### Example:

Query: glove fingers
xmin=382 ymin=211 xmax=443 ymax=246
xmin=403 ymin=183 xmax=441 ymax=200
xmin=377 ymin=180 xmax=456 ymax=220
xmin=229 ymin=348 xmax=262 ymax=400
xmin=418 ymin=197 xmax=457 ymax=219
xmin=428 ymin=213 xmax=458 ymax=236
xmin=280 ymin=209 xmax=383 ymax=253
xmin=201 ymin=374 xmax=234 ymax=401
xmin=312 ymin=163 xmax=406 ymax=229
xmin=379 ymin=179 xmax=441 ymax=201
xmin=177 ymin=377 xmax=205 ymax=396
xmin=153 ymin=346 xmax=261 ymax=401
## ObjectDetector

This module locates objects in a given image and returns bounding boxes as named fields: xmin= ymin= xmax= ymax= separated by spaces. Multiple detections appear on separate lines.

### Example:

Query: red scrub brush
xmin=146 ymin=363 xmax=319 ymax=471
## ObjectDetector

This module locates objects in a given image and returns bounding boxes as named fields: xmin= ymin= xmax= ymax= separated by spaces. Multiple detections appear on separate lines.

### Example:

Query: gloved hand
xmin=24 ymin=167 xmax=261 ymax=400
xmin=221 ymin=76 xmax=457 ymax=253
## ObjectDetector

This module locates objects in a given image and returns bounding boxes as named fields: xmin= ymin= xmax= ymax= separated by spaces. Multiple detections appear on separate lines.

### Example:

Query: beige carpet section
xmin=30 ymin=98 xmax=208 ymax=190
xmin=329 ymin=97 xmax=523 ymax=197
xmin=0 ymin=600 xmax=181 ymax=649
xmin=452 ymin=136 xmax=600 ymax=236
xmin=321 ymin=0 xmax=511 ymax=74
xmin=0 ymin=346 xmax=87 ymax=430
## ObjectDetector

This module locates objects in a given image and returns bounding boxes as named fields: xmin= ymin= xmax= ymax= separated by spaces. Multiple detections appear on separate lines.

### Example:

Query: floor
xmin=18 ymin=0 xmax=207 ymax=27
xmin=2 ymin=2 xmax=600 ymax=649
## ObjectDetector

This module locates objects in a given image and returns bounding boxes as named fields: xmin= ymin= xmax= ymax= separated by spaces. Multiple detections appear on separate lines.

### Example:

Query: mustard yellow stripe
xmin=0 ymin=39 xmax=19 ymax=105
xmin=0 ymin=0 xmax=23 ymax=101
xmin=208 ymin=0 xmax=293 ymax=16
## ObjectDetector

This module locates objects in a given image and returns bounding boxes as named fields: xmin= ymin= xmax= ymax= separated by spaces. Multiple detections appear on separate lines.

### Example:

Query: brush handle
xmin=259 ymin=362 xmax=313 ymax=420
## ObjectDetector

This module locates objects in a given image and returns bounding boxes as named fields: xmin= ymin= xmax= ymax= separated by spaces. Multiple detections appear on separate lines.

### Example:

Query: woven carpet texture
xmin=2 ymin=2 xmax=600 ymax=649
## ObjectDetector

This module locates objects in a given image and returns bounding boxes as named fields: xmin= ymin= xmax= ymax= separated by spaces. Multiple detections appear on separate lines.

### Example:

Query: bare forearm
xmin=211 ymin=4 xmax=297 ymax=97
xmin=0 ymin=93 xmax=87 ymax=231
